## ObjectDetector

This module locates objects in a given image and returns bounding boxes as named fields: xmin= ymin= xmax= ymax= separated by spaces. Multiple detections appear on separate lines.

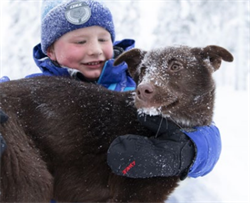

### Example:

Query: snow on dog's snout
xmin=135 ymin=51 xmax=172 ymax=116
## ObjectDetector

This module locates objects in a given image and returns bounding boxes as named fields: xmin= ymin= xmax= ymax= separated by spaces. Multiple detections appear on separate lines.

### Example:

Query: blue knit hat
xmin=41 ymin=0 xmax=115 ymax=54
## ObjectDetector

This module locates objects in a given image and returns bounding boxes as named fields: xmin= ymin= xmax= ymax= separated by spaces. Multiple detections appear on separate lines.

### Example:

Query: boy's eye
xmin=99 ymin=38 xmax=107 ymax=42
xmin=76 ymin=41 xmax=86 ymax=44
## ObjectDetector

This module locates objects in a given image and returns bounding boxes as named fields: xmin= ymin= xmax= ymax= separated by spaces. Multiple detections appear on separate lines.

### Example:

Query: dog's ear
xmin=113 ymin=48 xmax=147 ymax=78
xmin=191 ymin=45 xmax=234 ymax=71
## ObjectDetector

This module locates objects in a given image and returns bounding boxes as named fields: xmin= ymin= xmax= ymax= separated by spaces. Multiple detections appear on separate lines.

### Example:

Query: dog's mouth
xmin=135 ymin=95 xmax=179 ymax=117
xmin=137 ymin=106 xmax=162 ymax=116
xmin=134 ymin=82 xmax=180 ymax=116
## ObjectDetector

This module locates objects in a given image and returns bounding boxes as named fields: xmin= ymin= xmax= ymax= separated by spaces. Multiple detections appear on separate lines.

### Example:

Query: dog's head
xmin=114 ymin=45 xmax=233 ymax=126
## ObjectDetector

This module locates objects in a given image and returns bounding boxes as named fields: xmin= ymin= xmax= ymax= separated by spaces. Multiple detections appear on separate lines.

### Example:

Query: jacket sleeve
xmin=182 ymin=123 xmax=222 ymax=178
xmin=0 ymin=76 xmax=10 ymax=83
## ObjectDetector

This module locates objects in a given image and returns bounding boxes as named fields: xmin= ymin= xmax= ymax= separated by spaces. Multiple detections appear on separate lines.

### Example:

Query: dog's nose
xmin=136 ymin=83 xmax=154 ymax=101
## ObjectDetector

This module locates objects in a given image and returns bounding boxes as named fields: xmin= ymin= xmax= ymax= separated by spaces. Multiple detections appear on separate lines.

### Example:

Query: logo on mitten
xmin=122 ymin=161 xmax=136 ymax=175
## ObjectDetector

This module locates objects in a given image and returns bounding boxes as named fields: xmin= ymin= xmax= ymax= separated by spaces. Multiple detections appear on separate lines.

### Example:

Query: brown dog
xmin=0 ymin=45 xmax=233 ymax=202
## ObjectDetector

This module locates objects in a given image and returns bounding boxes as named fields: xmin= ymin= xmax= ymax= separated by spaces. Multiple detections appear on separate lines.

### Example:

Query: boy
xmin=1 ymin=0 xmax=221 ymax=179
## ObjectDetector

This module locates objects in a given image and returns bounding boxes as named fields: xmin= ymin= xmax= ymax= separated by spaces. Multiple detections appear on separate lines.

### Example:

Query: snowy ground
xmin=167 ymin=86 xmax=249 ymax=203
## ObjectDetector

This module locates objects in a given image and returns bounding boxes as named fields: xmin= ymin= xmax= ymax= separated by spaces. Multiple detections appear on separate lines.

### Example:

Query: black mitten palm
xmin=107 ymin=113 xmax=195 ymax=180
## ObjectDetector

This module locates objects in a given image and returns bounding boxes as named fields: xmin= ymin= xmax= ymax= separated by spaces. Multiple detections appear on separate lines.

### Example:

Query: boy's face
xmin=47 ymin=26 xmax=113 ymax=80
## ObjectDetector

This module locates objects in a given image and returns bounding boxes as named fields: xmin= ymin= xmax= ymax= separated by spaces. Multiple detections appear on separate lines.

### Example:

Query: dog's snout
xmin=136 ymin=84 xmax=154 ymax=101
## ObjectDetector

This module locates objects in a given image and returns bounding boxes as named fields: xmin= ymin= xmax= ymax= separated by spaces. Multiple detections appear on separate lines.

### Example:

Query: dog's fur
xmin=0 ymin=45 xmax=233 ymax=202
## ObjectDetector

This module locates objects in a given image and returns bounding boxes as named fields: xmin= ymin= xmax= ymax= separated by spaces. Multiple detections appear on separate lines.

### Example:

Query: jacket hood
xmin=33 ymin=44 xmax=69 ymax=76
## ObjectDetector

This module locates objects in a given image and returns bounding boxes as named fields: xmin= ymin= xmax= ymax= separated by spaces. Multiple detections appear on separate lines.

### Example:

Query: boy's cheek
xmin=104 ymin=43 xmax=114 ymax=59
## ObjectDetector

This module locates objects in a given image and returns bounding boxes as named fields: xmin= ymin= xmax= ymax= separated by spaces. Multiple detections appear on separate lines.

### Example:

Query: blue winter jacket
xmin=183 ymin=123 xmax=221 ymax=177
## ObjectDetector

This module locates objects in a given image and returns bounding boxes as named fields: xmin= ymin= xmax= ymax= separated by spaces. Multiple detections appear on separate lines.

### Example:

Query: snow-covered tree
xmin=152 ymin=0 xmax=249 ymax=90
xmin=0 ymin=0 xmax=249 ymax=90
xmin=1 ymin=0 xmax=41 ymax=79
xmin=106 ymin=0 xmax=141 ymax=41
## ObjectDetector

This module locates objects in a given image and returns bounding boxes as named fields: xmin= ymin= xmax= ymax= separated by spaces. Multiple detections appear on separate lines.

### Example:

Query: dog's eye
xmin=169 ymin=62 xmax=183 ymax=72
xmin=140 ymin=66 xmax=147 ymax=75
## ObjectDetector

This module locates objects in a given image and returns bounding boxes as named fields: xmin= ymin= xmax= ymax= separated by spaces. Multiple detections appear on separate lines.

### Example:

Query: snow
xmin=137 ymin=107 xmax=162 ymax=116
xmin=167 ymin=86 xmax=249 ymax=203
xmin=0 ymin=1 xmax=249 ymax=202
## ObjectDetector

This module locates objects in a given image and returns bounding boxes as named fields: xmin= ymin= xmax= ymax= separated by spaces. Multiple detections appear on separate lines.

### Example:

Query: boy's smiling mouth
xmin=83 ymin=61 xmax=104 ymax=68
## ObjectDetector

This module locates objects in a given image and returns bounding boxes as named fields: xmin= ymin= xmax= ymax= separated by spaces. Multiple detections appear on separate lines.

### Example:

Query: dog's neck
xmin=168 ymin=89 xmax=215 ymax=128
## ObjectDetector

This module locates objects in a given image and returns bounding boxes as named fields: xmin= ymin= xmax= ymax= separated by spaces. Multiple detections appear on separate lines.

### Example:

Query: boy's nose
xmin=88 ymin=42 xmax=102 ymax=56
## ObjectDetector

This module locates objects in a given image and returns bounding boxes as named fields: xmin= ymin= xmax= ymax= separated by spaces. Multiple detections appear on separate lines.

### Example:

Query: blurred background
xmin=0 ymin=0 xmax=249 ymax=202
xmin=1 ymin=0 xmax=249 ymax=90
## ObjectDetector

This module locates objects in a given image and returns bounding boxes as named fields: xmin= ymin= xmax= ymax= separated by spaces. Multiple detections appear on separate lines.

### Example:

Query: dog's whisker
xmin=155 ymin=116 xmax=164 ymax=138
xmin=169 ymin=117 xmax=184 ymax=130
